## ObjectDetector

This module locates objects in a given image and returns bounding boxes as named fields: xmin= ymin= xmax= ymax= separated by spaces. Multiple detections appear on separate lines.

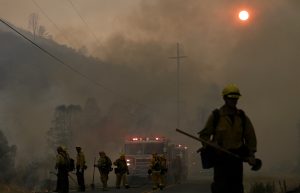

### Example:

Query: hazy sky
xmin=0 ymin=0 xmax=142 ymax=54
xmin=1 ymin=0 xmax=300 ymax=176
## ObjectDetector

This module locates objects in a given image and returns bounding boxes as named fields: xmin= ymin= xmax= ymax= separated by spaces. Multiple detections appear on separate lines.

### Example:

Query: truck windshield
xmin=125 ymin=143 xmax=164 ymax=155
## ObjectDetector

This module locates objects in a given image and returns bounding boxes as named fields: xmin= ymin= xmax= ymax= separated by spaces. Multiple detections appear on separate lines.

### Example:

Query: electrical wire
xmin=0 ymin=18 xmax=147 ymax=108
xmin=31 ymin=0 xmax=81 ymax=48
xmin=66 ymin=0 xmax=102 ymax=48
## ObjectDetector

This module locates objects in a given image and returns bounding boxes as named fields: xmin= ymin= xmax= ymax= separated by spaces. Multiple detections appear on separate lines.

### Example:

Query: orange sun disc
xmin=239 ymin=10 xmax=249 ymax=21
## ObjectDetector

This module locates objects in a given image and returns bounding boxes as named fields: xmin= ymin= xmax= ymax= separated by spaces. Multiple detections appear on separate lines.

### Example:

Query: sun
xmin=239 ymin=10 xmax=249 ymax=21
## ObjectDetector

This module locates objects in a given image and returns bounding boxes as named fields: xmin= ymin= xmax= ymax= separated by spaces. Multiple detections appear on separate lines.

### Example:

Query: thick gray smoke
xmin=91 ymin=0 xmax=300 ymax=174
xmin=0 ymin=1 xmax=300 ymax=187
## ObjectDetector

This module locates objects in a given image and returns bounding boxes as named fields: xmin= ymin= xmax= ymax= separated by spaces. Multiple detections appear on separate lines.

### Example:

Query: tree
xmin=28 ymin=13 xmax=39 ymax=40
xmin=47 ymin=105 xmax=82 ymax=152
xmin=0 ymin=130 xmax=17 ymax=182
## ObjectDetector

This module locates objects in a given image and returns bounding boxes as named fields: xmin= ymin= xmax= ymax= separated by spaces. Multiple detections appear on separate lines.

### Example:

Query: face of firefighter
xmin=99 ymin=152 xmax=105 ymax=157
xmin=57 ymin=146 xmax=63 ymax=153
xmin=224 ymin=96 xmax=238 ymax=109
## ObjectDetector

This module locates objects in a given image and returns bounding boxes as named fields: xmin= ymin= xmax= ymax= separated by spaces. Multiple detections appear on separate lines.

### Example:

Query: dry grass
xmin=0 ymin=184 xmax=32 ymax=193
xmin=244 ymin=175 xmax=300 ymax=193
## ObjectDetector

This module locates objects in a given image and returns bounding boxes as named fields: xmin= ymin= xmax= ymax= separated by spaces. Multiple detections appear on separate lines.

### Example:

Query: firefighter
xmin=94 ymin=151 xmax=112 ymax=191
xmin=75 ymin=146 xmax=86 ymax=192
xmin=159 ymin=154 xmax=168 ymax=189
xmin=113 ymin=153 xmax=130 ymax=189
xmin=199 ymin=84 xmax=258 ymax=193
xmin=55 ymin=146 xmax=69 ymax=193
xmin=148 ymin=153 xmax=163 ymax=190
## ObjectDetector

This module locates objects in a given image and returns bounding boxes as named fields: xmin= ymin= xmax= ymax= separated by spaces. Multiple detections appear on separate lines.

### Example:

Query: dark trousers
xmin=100 ymin=171 xmax=109 ymax=189
xmin=57 ymin=170 xmax=69 ymax=193
xmin=76 ymin=169 xmax=85 ymax=191
xmin=211 ymin=154 xmax=244 ymax=193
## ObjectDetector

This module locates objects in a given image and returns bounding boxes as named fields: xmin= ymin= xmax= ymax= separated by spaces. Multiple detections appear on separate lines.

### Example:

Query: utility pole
xmin=169 ymin=43 xmax=187 ymax=129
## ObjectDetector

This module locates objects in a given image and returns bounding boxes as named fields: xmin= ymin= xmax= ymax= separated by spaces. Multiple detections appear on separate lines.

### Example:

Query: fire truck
xmin=124 ymin=136 xmax=188 ymax=183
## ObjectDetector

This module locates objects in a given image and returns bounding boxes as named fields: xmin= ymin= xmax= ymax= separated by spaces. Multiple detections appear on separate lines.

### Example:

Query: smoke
xmin=91 ymin=0 xmax=300 ymax=174
xmin=0 ymin=0 xmax=300 ymax=187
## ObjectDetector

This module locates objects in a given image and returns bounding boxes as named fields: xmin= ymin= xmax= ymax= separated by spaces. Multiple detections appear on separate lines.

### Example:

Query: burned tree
xmin=28 ymin=13 xmax=39 ymax=40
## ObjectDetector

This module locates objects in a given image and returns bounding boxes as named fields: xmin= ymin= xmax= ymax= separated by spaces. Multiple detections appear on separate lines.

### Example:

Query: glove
xmin=247 ymin=156 xmax=256 ymax=166
xmin=147 ymin=169 xmax=152 ymax=175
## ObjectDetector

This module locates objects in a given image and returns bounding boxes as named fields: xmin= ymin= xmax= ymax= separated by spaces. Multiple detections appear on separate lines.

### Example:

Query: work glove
xmin=247 ymin=156 xmax=256 ymax=166
xmin=246 ymin=156 xmax=262 ymax=171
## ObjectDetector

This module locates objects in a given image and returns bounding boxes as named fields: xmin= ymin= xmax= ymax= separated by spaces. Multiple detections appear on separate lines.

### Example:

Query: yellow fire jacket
xmin=199 ymin=105 xmax=257 ymax=156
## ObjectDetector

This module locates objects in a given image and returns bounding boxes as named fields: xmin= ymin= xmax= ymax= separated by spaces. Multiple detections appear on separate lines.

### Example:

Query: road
xmin=66 ymin=179 xmax=211 ymax=193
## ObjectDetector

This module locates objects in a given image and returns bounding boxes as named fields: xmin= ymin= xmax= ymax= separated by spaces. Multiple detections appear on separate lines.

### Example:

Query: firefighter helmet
xmin=222 ymin=84 xmax=241 ymax=98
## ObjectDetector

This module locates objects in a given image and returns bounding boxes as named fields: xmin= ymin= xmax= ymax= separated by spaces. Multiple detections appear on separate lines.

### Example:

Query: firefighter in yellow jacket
xmin=113 ymin=154 xmax=130 ymax=189
xmin=199 ymin=84 xmax=257 ymax=193
xmin=159 ymin=154 xmax=168 ymax=188
xmin=94 ymin=151 xmax=112 ymax=191
xmin=76 ymin=146 xmax=86 ymax=192
xmin=148 ymin=153 xmax=164 ymax=190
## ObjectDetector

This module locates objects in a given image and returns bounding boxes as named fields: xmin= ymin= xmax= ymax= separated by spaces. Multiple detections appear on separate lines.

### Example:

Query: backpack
xmin=59 ymin=152 xmax=74 ymax=172
xmin=99 ymin=156 xmax=112 ymax=172
xmin=106 ymin=157 xmax=113 ymax=172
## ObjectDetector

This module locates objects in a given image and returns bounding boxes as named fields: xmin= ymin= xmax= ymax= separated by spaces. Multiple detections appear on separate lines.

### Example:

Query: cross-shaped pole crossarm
xmin=168 ymin=43 xmax=187 ymax=129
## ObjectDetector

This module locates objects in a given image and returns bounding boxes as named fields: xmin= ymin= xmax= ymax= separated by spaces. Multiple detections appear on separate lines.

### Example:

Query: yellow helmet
xmin=61 ymin=145 xmax=68 ymax=152
xmin=222 ymin=84 xmax=241 ymax=98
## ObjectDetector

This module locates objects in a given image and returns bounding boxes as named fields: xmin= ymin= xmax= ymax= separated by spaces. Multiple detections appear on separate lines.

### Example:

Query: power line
xmin=0 ymin=18 xmax=145 ymax=108
xmin=0 ymin=18 xmax=185 ymax=132
xmin=66 ymin=0 xmax=102 ymax=48
xmin=31 ymin=0 xmax=81 ymax=48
